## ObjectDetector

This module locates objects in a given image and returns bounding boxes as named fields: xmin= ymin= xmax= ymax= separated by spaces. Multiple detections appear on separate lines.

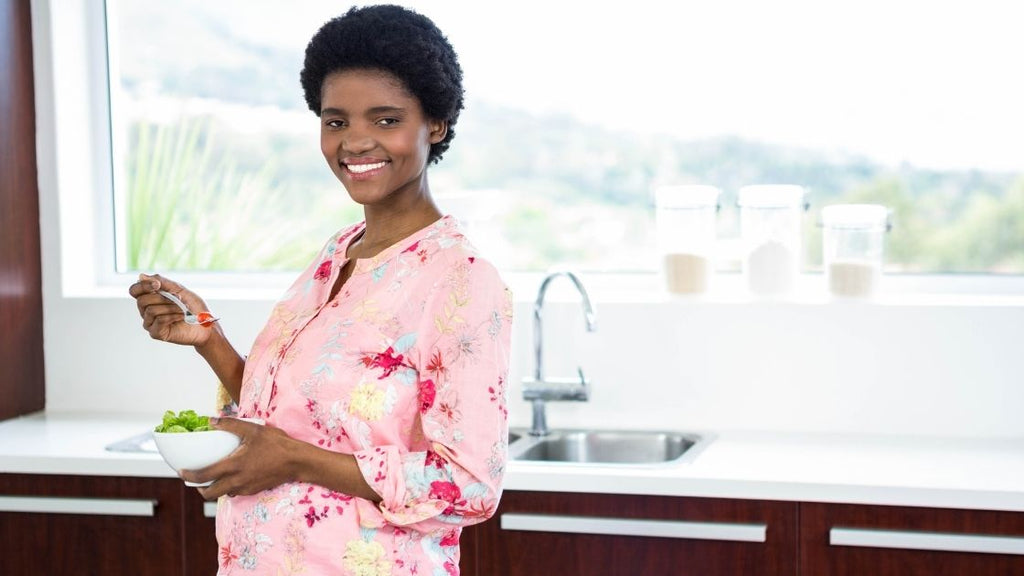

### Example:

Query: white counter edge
xmin=3 ymin=453 xmax=1024 ymax=513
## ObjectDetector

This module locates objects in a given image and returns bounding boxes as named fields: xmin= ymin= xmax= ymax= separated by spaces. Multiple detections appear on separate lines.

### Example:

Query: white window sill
xmin=62 ymin=270 xmax=1024 ymax=309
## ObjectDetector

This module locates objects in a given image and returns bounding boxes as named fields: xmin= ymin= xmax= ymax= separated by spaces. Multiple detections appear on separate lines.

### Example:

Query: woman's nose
xmin=342 ymin=129 xmax=374 ymax=154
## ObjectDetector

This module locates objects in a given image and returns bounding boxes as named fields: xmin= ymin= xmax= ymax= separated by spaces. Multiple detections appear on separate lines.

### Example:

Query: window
xmin=105 ymin=0 xmax=1023 ymax=279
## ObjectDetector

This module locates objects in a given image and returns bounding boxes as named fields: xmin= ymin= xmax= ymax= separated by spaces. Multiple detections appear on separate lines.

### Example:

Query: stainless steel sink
xmin=105 ymin=427 xmax=708 ymax=465
xmin=509 ymin=429 xmax=709 ymax=465
xmin=105 ymin=431 xmax=158 ymax=453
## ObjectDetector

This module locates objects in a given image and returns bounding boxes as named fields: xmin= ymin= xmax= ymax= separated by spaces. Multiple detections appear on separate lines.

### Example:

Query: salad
xmin=154 ymin=409 xmax=213 ymax=433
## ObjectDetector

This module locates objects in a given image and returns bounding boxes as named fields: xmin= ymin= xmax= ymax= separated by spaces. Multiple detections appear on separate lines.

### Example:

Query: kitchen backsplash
xmin=43 ymin=293 xmax=1024 ymax=438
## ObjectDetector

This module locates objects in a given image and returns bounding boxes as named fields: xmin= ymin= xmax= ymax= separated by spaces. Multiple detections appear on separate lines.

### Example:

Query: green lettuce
xmin=154 ymin=409 xmax=213 ymax=433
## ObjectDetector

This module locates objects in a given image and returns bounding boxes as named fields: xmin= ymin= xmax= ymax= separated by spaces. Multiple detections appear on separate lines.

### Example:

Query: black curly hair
xmin=300 ymin=4 xmax=464 ymax=164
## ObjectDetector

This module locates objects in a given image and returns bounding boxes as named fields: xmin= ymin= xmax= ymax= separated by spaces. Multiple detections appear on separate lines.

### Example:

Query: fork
xmin=158 ymin=290 xmax=219 ymax=326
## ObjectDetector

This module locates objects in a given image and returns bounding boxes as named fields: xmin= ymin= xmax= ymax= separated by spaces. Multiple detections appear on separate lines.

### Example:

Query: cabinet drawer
xmin=471 ymin=491 xmax=797 ymax=576
xmin=0 ymin=473 xmax=184 ymax=576
xmin=500 ymin=512 xmax=768 ymax=542
xmin=801 ymin=502 xmax=1024 ymax=576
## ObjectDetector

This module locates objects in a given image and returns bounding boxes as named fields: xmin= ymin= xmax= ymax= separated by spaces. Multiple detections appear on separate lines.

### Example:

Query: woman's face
xmin=319 ymin=69 xmax=446 ymax=207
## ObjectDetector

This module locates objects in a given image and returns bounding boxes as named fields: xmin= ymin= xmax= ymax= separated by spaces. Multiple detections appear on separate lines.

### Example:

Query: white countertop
xmin=2 ymin=411 xmax=1023 ymax=512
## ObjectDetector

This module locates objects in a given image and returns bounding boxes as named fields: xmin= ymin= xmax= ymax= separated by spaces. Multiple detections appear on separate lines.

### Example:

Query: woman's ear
xmin=428 ymin=120 xmax=448 ymax=144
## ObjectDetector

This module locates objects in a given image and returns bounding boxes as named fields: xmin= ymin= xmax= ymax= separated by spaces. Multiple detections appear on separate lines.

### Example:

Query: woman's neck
xmin=349 ymin=197 xmax=443 ymax=260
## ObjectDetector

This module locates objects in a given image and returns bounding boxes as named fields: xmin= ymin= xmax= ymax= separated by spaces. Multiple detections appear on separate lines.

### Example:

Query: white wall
xmin=39 ymin=288 xmax=1024 ymax=438
xmin=526 ymin=297 xmax=1024 ymax=437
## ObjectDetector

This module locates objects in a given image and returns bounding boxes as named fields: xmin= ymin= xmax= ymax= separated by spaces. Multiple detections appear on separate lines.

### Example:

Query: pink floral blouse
xmin=215 ymin=216 xmax=513 ymax=575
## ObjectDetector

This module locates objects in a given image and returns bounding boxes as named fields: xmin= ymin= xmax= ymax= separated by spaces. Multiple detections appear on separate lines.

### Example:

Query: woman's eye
xmin=325 ymin=119 xmax=345 ymax=129
xmin=377 ymin=117 xmax=399 ymax=127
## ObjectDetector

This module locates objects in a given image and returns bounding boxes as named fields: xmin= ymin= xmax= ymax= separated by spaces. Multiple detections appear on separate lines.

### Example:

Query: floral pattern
xmin=216 ymin=216 xmax=512 ymax=575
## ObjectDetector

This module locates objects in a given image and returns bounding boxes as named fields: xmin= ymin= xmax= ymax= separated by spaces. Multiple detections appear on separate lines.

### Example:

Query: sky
xmin=168 ymin=0 xmax=1024 ymax=172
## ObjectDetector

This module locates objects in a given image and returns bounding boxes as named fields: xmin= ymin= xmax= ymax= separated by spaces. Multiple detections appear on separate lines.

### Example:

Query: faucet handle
xmin=522 ymin=368 xmax=590 ymax=402
xmin=576 ymin=366 xmax=588 ymax=383
xmin=573 ymin=366 xmax=590 ymax=398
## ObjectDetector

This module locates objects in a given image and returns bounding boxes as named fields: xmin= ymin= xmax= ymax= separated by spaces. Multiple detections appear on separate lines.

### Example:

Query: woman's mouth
xmin=344 ymin=160 xmax=388 ymax=178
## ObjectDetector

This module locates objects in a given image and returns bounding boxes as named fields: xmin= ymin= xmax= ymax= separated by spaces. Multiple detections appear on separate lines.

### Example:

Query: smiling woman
xmin=124 ymin=5 xmax=514 ymax=575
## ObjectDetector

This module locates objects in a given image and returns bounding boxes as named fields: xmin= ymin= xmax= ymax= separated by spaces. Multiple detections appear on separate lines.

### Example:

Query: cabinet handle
xmin=501 ymin=513 xmax=767 ymax=543
xmin=830 ymin=527 xmax=1024 ymax=555
xmin=0 ymin=495 xmax=157 ymax=517
xmin=204 ymin=501 xmax=218 ymax=518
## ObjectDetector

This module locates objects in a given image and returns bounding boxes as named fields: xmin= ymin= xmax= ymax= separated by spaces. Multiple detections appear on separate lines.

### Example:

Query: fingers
xmin=209 ymin=416 xmax=254 ymax=435
xmin=184 ymin=420 xmax=280 ymax=498
xmin=130 ymin=273 xmax=206 ymax=342
xmin=196 ymin=484 xmax=223 ymax=500
xmin=181 ymin=444 xmax=242 ymax=497
xmin=130 ymin=274 xmax=174 ymax=317
xmin=187 ymin=475 xmax=230 ymax=500
xmin=182 ymin=418 xmax=246 ymax=497
xmin=142 ymin=272 xmax=186 ymax=295
xmin=185 ymin=453 xmax=247 ymax=499
xmin=133 ymin=273 xmax=210 ymax=316
xmin=142 ymin=306 xmax=188 ymax=341
xmin=129 ymin=273 xmax=189 ymax=304
xmin=128 ymin=274 xmax=162 ymax=299
xmin=141 ymin=302 xmax=185 ymax=328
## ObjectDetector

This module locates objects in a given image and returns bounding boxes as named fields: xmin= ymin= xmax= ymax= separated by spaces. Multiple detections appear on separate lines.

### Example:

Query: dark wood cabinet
xmin=460 ymin=511 xmax=479 ymax=575
xmin=6 ymin=476 xmax=1024 ymax=575
xmin=0 ymin=474 xmax=185 ymax=575
xmin=0 ymin=0 xmax=46 ymax=422
xmin=0 ymin=473 xmax=224 ymax=576
xmin=467 ymin=492 xmax=1024 ymax=576
xmin=800 ymin=502 xmax=1024 ymax=576
xmin=183 ymin=488 xmax=219 ymax=576
xmin=467 ymin=490 xmax=799 ymax=576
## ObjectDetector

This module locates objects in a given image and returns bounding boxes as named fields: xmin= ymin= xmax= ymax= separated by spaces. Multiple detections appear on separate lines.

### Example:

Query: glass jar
xmin=821 ymin=204 xmax=889 ymax=299
xmin=738 ymin=185 xmax=807 ymax=297
xmin=655 ymin=185 xmax=720 ymax=295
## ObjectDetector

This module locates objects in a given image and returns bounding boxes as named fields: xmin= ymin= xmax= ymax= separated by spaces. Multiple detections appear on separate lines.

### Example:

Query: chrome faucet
xmin=522 ymin=270 xmax=597 ymax=436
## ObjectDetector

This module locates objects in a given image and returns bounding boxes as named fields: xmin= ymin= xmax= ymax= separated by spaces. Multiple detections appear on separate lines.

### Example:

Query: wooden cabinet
xmin=183 ymin=488 xmax=219 ymax=576
xmin=6 ymin=475 xmax=1024 ymax=575
xmin=0 ymin=0 xmax=46 ymax=422
xmin=0 ymin=473 xmax=185 ymax=575
xmin=460 ymin=509 xmax=479 ymax=575
xmin=468 ymin=492 xmax=1024 ymax=576
xmin=0 ymin=473 xmax=222 ymax=576
xmin=467 ymin=491 xmax=798 ymax=576
xmin=800 ymin=502 xmax=1024 ymax=576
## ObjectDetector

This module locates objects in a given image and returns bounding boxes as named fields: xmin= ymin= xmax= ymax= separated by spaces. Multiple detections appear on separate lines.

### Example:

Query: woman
xmin=129 ymin=6 xmax=512 ymax=574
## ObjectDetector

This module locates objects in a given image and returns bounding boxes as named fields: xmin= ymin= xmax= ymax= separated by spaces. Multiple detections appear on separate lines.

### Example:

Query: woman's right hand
xmin=128 ymin=273 xmax=217 ymax=347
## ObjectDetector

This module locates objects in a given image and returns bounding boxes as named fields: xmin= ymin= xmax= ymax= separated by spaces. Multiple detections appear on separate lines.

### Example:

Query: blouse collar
xmin=339 ymin=215 xmax=459 ymax=274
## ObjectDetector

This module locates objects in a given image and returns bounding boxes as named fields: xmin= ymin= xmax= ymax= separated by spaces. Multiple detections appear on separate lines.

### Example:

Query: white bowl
xmin=153 ymin=418 xmax=263 ymax=486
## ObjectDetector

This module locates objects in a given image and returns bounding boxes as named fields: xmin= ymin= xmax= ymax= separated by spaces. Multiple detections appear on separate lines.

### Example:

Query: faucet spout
xmin=525 ymin=270 xmax=596 ymax=436
xmin=532 ymin=270 xmax=597 ymax=382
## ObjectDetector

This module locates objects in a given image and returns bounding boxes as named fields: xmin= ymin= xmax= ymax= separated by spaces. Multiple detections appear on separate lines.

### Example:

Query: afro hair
xmin=300 ymin=4 xmax=465 ymax=164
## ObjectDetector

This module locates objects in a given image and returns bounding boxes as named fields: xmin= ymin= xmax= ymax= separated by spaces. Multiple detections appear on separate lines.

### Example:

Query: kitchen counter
xmin=2 ymin=411 xmax=1023 ymax=512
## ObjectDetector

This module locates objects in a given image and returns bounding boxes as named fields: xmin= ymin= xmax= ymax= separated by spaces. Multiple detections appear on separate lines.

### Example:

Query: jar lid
xmin=737 ymin=185 xmax=806 ymax=208
xmin=821 ymin=204 xmax=889 ymax=229
xmin=655 ymin=185 xmax=721 ymax=208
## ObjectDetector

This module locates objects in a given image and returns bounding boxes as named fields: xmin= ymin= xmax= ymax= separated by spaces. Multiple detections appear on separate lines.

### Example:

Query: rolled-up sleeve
xmin=353 ymin=255 xmax=513 ymax=533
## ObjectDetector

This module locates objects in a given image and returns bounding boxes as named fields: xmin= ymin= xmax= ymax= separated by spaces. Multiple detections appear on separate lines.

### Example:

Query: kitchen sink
xmin=508 ymin=429 xmax=709 ymax=465
xmin=105 ymin=430 xmax=158 ymax=454
xmin=105 ymin=428 xmax=708 ymax=465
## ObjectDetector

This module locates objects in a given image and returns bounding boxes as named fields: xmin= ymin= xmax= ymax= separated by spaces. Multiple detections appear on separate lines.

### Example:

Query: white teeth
xmin=346 ymin=161 xmax=387 ymax=174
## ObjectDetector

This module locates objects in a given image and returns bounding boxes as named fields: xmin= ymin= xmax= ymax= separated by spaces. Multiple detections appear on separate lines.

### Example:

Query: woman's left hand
xmin=181 ymin=417 xmax=302 ymax=500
